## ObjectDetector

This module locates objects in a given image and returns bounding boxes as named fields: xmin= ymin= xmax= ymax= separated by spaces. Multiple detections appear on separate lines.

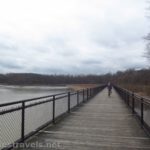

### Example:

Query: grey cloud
xmin=31 ymin=67 xmax=66 ymax=74
xmin=0 ymin=60 xmax=22 ymax=69
xmin=33 ymin=37 xmax=77 ymax=57
xmin=0 ymin=0 xmax=149 ymax=74
xmin=0 ymin=37 xmax=18 ymax=51
xmin=81 ymin=60 xmax=102 ymax=65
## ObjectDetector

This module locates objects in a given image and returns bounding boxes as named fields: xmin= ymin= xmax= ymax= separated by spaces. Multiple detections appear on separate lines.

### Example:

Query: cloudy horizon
xmin=0 ymin=0 xmax=149 ymax=75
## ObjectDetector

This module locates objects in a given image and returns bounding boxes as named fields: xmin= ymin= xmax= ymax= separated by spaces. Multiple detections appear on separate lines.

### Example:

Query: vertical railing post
xmin=127 ymin=92 xmax=129 ymax=106
xmin=124 ymin=91 xmax=125 ymax=100
xmin=141 ymin=98 xmax=144 ymax=126
xmin=120 ymin=90 xmax=122 ymax=99
xmin=121 ymin=90 xmax=123 ymax=99
xmin=21 ymin=101 xmax=25 ymax=142
xmin=90 ymin=88 xmax=92 ymax=97
xmin=127 ymin=92 xmax=129 ymax=105
xmin=93 ymin=88 xmax=95 ymax=96
xmin=123 ymin=90 xmax=125 ymax=101
xmin=125 ymin=91 xmax=127 ymax=103
xmin=125 ymin=90 xmax=127 ymax=103
xmin=77 ymin=91 xmax=79 ymax=106
xmin=68 ymin=92 xmax=70 ymax=113
xmin=132 ymin=93 xmax=135 ymax=114
xmin=83 ymin=89 xmax=85 ymax=102
xmin=53 ymin=96 xmax=55 ymax=124
xmin=87 ymin=88 xmax=88 ymax=101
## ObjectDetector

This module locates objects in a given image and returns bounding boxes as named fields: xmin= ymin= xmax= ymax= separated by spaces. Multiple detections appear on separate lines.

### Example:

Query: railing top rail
xmin=114 ymin=85 xmax=150 ymax=105
xmin=0 ymin=85 xmax=106 ymax=107
xmin=0 ymin=92 xmax=67 ymax=107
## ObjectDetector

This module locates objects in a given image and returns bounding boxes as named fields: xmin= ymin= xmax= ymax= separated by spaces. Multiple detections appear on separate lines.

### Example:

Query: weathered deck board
xmin=17 ymin=89 xmax=150 ymax=150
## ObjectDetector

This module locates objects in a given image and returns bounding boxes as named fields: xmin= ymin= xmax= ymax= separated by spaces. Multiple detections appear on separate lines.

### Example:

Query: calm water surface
xmin=0 ymin=85 xmax=69 ymax=103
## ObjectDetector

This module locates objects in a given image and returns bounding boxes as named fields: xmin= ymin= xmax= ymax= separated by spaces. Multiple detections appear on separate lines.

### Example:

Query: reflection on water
xmin=0 ymin=85 xmax=69 ymax=103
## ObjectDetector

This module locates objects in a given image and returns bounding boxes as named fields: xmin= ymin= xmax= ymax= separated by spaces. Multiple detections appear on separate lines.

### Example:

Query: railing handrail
xmin=0 ymin=85 xmax=103 ymax=107
xmin=114 ymin=84 xmax=150 ymax=136
xmin=114 ymin=85 xmax=150 ymax=105
xmin=0 ymin=92 xmax=67 ymax=107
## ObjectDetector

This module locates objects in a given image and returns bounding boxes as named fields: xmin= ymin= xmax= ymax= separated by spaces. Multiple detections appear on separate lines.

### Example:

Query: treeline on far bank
xmin=0 ymin=69 xmax=150 ymax=86
xmin=0 ymin=73 xmax=108 ymax=85
xmin=112 ymin=69 xmax=150 ymax=96
xmin=112 ymin=69 xmax=150 ymax=85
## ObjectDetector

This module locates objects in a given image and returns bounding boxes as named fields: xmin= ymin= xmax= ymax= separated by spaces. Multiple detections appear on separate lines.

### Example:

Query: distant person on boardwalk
xmin=107 ymin=82 xmax=112 ymax=97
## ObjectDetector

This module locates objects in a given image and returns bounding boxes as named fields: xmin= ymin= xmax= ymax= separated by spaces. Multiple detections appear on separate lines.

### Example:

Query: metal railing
xmin=0 ymin=85 xmax=106 ymax=150
xmin=114 ymin=85 xmax=150 ymax=135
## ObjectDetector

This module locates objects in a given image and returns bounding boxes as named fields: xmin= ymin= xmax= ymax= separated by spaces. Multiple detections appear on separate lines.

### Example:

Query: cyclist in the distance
xmin=107 ymin=82 xmax=112 ymax=97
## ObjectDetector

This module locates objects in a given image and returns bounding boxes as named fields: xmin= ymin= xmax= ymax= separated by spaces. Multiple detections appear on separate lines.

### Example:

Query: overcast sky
xmin=0 ymin=0 xmax=149 ymax=74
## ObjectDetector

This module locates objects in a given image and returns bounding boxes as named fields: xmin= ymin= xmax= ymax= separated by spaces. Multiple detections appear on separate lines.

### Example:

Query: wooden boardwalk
xmin=19 ymin=89 xmax=150 ymax=150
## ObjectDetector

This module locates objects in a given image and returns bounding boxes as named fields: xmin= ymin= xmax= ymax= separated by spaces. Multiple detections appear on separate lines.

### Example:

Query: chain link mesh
xmin=143 ymin=103 xmax=150 ymax=126
xmin=79 ymin=92 xmax=83 ymax=104
xmin=25 ymin=101 xmax=53 ymax=136
xmin=0 ymin=110 xmax=21 ymax=149
xmin=70 ymin=94 xmax=77 ymax=109
xmin=55 ymin=97 xmax=68 ymax=118
xmin=134 ymin=97 xmax=141 ymax=117
xmin=0 ymin=86 xmax=105 ymax=150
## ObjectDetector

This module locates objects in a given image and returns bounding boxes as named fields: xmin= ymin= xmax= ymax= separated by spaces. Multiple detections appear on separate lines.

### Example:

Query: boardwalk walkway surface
xmin=18 ymin=89 xmax=150 ymax=150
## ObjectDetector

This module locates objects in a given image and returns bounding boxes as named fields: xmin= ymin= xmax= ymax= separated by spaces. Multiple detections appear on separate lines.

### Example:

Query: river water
xmin=0 ymin=85 xmax=69 ymax=104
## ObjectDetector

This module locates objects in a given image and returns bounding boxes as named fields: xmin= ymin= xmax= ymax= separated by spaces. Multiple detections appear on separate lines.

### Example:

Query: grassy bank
xmin=121 ymin=84 xmax=150 ymax=97
xmin=67 ymin=84 xmax=99 ymax=91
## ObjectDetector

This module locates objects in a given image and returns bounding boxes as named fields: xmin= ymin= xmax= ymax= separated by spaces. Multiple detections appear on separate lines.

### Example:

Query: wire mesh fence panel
xmin=128 ymin=96 xmax=132 ymax=108
xmin=79 ymin=92 xmax=83 ymax=104
xmin=84 ymin=91 xmax=87 ymax=101
xmin=90 ymin=89 xmax=93 ymax=97
xmin=114 ymin=85 xmax=150 ymax=135
xmin=143 ymin=103 xmax=150 ymax=127
xmin=55 ymin=97 xmax=68 ymax=118
xmin=0 ymin=85 xmax=105 ymax=150
xmin=70 ymin=94 xmax=77 ymax=109
xmin=0 ymin=110 xmax=21 ymax=149
xmin=25 ymin=101 xmax=53 ymax=136
xmin=134 ymin=98 xmax=141 ymax=117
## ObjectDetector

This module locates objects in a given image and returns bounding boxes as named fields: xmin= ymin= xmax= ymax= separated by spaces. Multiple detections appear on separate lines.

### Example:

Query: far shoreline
xmin=0 ymin=83 xmax=99 ymax=91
